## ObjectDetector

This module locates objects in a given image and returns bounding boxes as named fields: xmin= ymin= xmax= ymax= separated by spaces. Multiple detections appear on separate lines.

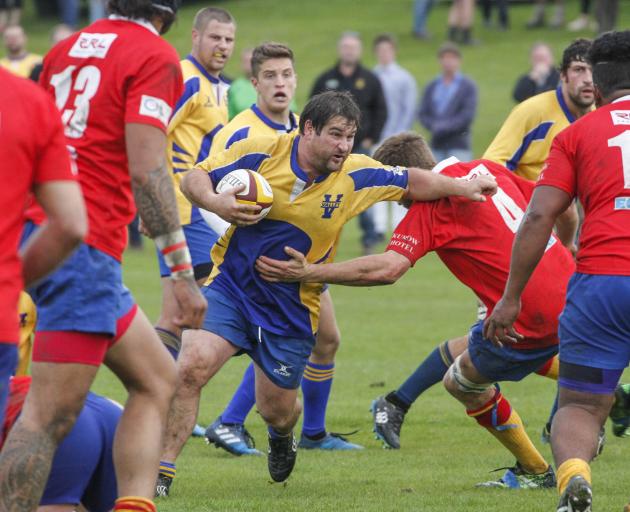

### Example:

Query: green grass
xmin=15 ymin=1 xmax=630 ymax=510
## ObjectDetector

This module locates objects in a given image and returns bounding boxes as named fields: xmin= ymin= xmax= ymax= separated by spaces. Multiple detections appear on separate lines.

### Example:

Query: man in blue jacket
xmin=419 ymin=42 xmax=478 ymax=162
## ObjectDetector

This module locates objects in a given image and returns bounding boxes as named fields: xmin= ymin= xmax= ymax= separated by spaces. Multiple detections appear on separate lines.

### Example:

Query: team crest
xmin=321 ymin=194 xmax=343 ymax=219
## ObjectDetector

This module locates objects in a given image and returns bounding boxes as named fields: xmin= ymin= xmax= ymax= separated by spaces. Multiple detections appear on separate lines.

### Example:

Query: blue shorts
xmin=201 ymin=286 xmax=315 ymax=389
xmin=468 ymin=321 xmax=558 ymax=383
xmin=22 ymin=222 xmax=126 ymax=336
xmin=156 ymin=220 xmax=218 ymax=279
xmin=0 ymin=343 xmax=17 ymax=428
xmin=41 ymin=392 xmax=121 ymax=511
xmin=558 ymin=273 xmax=630 ymax=394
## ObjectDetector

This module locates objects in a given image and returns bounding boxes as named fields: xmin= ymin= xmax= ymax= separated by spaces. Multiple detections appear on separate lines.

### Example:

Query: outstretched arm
xmin=256 ymin=248 xmax=412 ymax=287
xmin=404 ymin=167 xmax=497 ymax=202
xmin=483 ymin=185 xmax=572 ymax=345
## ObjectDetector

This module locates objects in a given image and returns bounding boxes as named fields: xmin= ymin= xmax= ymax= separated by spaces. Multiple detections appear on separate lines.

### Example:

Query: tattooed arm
xmin=125 ymin=123 xmax=206 ymax=328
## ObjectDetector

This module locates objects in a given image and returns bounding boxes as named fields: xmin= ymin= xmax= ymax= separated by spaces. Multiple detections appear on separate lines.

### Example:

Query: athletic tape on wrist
xmin=154 ymin=230 xmax=194 ymax=280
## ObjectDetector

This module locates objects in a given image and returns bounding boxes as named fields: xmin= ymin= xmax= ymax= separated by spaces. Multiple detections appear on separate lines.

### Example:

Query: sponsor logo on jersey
xmin=69 ymin=33 xmax=118 ymax=59
xmin=321 ymin=193 xmax=344 ymax=219
xmin=611 ymin=110 xmax=630 ymax=126
xmin=615 ymin=196 xmax=630 ymax=210
xmin=273 ymin=363 xmax=292 ymax=378
xmin=139 ymin=95 xmax=172 ymax=127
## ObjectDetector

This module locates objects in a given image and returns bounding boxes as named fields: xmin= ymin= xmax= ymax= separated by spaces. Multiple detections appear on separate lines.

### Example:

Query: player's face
xmin=192 ymin=20 xmax=235 ymax=74
xmin=375 ymin=41 xmax=395 ymax=66
xmin=253 ymin=58 xmax=297 ymax=115
xmin=562 ymin=60 xmax=594 ymax=109
xmin=304 ymin=116 xmax=357 ymax=174
xmin=338 ymin=36 xmax=362 ymax=66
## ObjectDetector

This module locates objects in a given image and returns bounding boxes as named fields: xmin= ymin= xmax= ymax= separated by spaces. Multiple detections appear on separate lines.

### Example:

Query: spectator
xmin=90 ymin=0 xmax=107 ymax=22
xmin=418 ymin=42 xmax=477 ymax=163
xmin=567 ymin=0 xmax=594 ymax=31
xmin=526 ymin=0 xmax=564 ymax=29
xmin=512 ymin=42 xmax=560 ymax=103
xmin=479 ymin=0 xmax=509 ymax=30
xmin=57 ymin=0 xmax=78 ymax=28
xmin=311 ymin=31 xmax=387 ymax=254
xmin=372 ymin=33 xmax=417 ymax=235
xmin=0 ymin=0 xmax=21 ymax=34
xmin=412 ymin=0 xmax=434 ymax=40
xmin=447 ymin=0 xmax=477 ymax=46
xmin=595 ymin=0 xmax=618 ymax=33
xmin=29 ymin=24 xmax=74 ymax=82
xmin=0 ymin=25 xmax=41 ymax=78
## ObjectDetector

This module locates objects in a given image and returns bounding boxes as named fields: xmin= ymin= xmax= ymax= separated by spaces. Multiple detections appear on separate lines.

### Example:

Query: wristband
xmin=155 ymin=230 xmax=194 ymax=280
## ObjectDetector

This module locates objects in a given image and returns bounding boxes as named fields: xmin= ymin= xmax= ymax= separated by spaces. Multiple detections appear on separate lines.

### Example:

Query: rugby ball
xmin=215 ymin=169 xmax=274 ymax=218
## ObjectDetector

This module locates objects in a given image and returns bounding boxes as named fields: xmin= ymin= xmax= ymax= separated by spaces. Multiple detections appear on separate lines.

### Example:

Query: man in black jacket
xmin=311 ymin=31 xmax=388 ymax=254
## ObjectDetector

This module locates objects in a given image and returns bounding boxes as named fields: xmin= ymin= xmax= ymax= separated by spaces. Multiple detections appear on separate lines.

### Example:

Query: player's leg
xmin=157 ymin=328 xmax=238 ymax=496
xmin=372 ymin=335 xmax=468 ymax=449
xmin=300 ymin=289 xmax=360 ymax=450
xmin=551 ymin=274 xmax=630 ymax=511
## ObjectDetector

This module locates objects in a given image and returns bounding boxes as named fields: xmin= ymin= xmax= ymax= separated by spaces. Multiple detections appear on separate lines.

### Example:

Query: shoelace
xmin=241 ymin=426 xmax=257 ymax=449
xmin=328 ymin=429 xmax=360 ymax=442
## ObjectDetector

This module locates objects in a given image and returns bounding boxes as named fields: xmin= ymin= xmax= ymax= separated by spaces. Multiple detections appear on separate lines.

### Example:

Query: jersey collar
xmin=555 ymin=86 xmax=576 ymax=124
xmin=612 ymin=94 xmax=630 ymax=104
xmin=185 ymin=54 xmax=220 ymax=84
xmin=108 ymin=15 xmax=159 ymax=36
xmin=251 ymin=104 xmax=298 ymax=132
xmin=432 ymin=156 xmax=460 ymax=174
xmin=290 ymin=136 xmax=329 ymax=184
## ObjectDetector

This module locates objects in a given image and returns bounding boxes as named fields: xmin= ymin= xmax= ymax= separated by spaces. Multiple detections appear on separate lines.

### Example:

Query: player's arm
xmin=126 ymin=123 xmax=206 ymax=328
xmin=554 ymin=202 xmax=579 ymax=254
xmin=21 ymin=181 xmax=86 ymax=287
xmin=483 ymin=184 xmax=572 ymax=345
xmin=404 ymin=167 xmax=497 ymax=202
xmin=256 ymin=248 xmax=412 ymax=287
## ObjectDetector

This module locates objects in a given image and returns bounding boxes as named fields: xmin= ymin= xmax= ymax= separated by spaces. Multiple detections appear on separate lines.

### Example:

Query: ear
xmin=303 ymin=119 xmax=314 ymax=136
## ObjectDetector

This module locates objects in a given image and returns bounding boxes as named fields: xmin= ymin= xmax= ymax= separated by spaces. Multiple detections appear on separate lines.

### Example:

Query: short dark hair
xmin=192 ymin=6 xmax=234 ymax=32
xmin=438 ymin=42 xmax=461 ymax=58
xmin=588 ymin=31 xmax=630 ymax=98
xmin=107 ymin=0 xmax=179 ymax=32
xmin=299 ymin=91 xmax=361 ymax=135
xmin=373 ymin=33 xmax=396 ymax=49
xmin=373 ymin=132 xmax=436 ymax=169
xmin=251 ymin=42 xmax=294 ymax=78
xmin=560 ymin=38 xmax=591 ymax=74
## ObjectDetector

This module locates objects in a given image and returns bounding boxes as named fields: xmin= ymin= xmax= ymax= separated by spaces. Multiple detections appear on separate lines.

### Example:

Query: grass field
xmin=14 ymin=1 xmax=630 ymax=511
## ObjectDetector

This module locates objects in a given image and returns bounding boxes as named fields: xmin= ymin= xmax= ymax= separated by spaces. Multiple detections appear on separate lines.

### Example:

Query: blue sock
xmin=268 ymin=426 xmax=290 ymax=439
xmin=395 ymin=341 xmax=453 ymax=407
xmin=159 ymin=461 xmax=176 ymax=479
xmin=301 ymin=362 xmax=334 ymax=438
xmin=547 ymin=391 xmax=559 ymax=428
xmin=221 ymin=363 xmax=256 ymax=425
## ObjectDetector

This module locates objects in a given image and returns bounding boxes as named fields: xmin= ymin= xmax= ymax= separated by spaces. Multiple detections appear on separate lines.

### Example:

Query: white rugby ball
xmin=215 ymin=168 xmax=274 ymax=218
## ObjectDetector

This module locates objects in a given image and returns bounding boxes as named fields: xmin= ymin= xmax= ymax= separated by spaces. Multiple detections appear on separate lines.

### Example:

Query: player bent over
xmin=157 ymin=91 xmax=497 ymax=495
xmin=0 ymin=2 xmax=207 ymax=512
xmin=256 ymin=132 xmax=572 ymax=489
xmin=487 ymin=30 xmax=630 ymax=511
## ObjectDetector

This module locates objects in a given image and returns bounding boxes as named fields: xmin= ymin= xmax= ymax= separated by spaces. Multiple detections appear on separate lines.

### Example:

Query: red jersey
xmin=538 ymin=97 xmax=630 ymax=275
xmin=28 ymin=17 xmax=183 ymax=261
xmin=0 ymin=69 xmax=75 ymax=343
xmin=387 ymin=159 xmax=575 ymax=349
xmin=1 ymin=376 xmax=30 ymax=449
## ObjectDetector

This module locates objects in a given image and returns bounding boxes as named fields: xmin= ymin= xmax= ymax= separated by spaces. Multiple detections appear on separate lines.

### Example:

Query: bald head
xmin=3 ymin=25 xmax=27 ymax=57
xmin=337 ymin=31 xmax=362 ymax=67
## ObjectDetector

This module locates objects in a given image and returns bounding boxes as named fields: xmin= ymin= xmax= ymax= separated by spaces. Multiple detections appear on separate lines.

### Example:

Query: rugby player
xmin=157 ymin=91 xmax=496 ymax=494
xmin=486 ymin=30 xmax=630 ymax=512
xmin=0 ymin=2 xmax=206 ymax=511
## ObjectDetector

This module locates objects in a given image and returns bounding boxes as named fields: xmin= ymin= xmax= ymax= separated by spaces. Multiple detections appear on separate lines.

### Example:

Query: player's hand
xmin=213 ymin=184 xmax=264 ymax=227
xmin=462 ymin=175 xmax=497 ymax=202
xmin=171 ymin=277 xmax=207 ymax=329
xmin=483 ymin=296 xmax=524 ymax=348
xmin=256 ymin=246 xmax=310 ymax=282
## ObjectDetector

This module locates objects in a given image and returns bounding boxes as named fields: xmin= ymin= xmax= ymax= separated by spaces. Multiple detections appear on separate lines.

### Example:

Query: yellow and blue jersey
xmin=211 ymin=104 xmax=299 ymax=155
xmin=197 ymin=132 xmax=409 ymax=338
xmin=0 ymin=53 xmax=41 ymax=79
xmin=167 ymin=55 xmax=230 ymax=225
xmin=483 ymin=86 xmax=590 ymax=181
xmin=16 ymin=292 xmax=36 ymax=376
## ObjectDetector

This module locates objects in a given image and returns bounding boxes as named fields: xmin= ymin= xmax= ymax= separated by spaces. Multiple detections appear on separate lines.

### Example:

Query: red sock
xmin=466 ymin=389 xmax=514 ymax=430
xmin=114 ymin=497 xmax=156 ymax=512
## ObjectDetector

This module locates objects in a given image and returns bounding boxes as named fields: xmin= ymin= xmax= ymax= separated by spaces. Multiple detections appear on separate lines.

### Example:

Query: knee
xmin=24 ymin=395 xmax=85 ymax=443
xmin=442 ymin=366 xmax=458 ymax=397
xmin=259 ymin=398 xmax=301 ymax=431
xmin=311 ymin=329 xmax=340 ymax=363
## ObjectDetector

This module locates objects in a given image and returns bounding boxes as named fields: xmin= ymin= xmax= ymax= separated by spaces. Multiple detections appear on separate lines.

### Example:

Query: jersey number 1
xmin=608 ymin=131 xmax=630 ymax=189
xmin=50 ymin=65 xmax=101 ymax=139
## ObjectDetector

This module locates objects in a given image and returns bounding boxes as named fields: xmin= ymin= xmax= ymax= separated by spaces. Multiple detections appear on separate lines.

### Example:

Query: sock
xmin=268 ymin=426 xmax=290 ymax=439
xmin=221 ymin=363 xmax=256 ymax=425
xmin=155 ymin=327 xmax=180 ymax=360
xmin=301 ymin=362 xmax=334 ymax=437
xmin=557 ymin=458 xmax=591 ymax=495
xmin=467 ymin=389 xmax=548 ymax=474
xmin=114 ymin=497 xmax=156 ymax=512
xmin=396 ymin=341 xmax=453 ymax=407
xmin=386 ymin=391 xmax=410 ymax=413
xmin=536 ymin=356 xmax=559 ymax=380
xmin=447 ymin=26 xmax=458 ymax=41
xmin=158 ymin=461 xmax=176 ymax=479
